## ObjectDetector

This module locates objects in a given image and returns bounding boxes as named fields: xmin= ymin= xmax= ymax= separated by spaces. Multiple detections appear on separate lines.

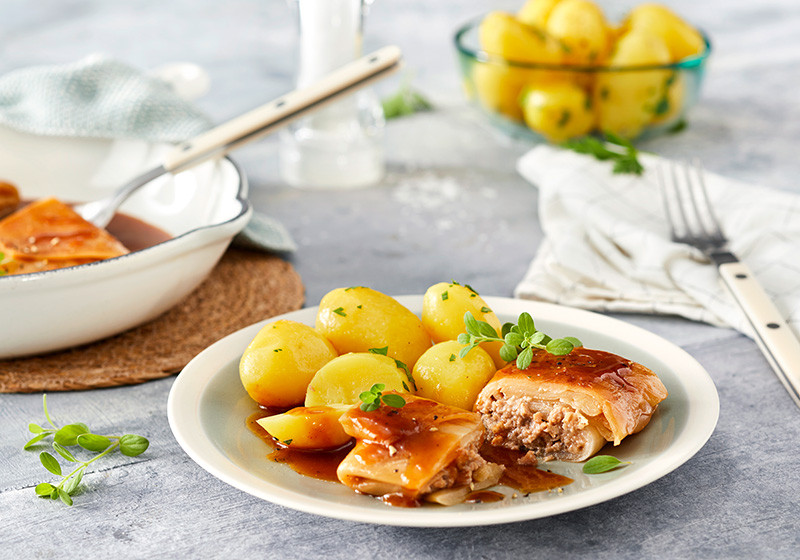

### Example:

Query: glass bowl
xmin=454 ymin=16 xmax=711 ymax=143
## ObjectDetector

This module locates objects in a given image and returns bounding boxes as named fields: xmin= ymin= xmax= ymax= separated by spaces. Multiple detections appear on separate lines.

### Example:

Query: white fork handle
xmin=719 ymin=261 xmax=800 ymax=408
xmin=161 ymin=45 xmax=402 ymax=173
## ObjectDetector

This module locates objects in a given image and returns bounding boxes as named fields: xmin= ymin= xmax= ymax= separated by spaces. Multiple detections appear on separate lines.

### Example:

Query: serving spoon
xmin=73 ymin=45 xmax=403 ymax=228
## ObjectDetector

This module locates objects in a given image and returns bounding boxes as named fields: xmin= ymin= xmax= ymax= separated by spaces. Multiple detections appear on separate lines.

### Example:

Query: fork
xmin=658 ymin=160 xmax=800 ymax=409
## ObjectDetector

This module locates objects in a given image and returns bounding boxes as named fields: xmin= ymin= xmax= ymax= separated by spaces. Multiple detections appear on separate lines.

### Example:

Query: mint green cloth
xmin=0 ymin=55 xmax=295 ymax=252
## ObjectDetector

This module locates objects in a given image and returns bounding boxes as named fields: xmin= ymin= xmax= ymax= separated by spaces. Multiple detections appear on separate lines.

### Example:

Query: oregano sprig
xmin=562 ymin=131 xmax=644 ymax=175
xmin=24 ymin=394 xmax=150 ymax=506
xmin=359 ymin=383 xmax=406 ymax=412
xmin=458 ymin=311 xmax=582 ymax=369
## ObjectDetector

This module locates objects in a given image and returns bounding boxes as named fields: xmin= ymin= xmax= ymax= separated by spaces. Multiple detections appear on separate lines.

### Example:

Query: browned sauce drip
xmin=497 ymin=347 xmax=631 ymax=388
xmin=480 ymin=444 xmax=573 ymax=493
xmin=105 ymin=212 xmax=171 ymax=251
xmin=246 ymin=410 xmax=352 ymax=483
xmin=465 ymin=490 xmax=505 ymax=504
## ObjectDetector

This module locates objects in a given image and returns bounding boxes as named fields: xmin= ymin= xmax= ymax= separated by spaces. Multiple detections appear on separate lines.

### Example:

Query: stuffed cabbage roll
xmin=0 ymin=197 xmax=128 ymax=275
xmin=337 ymin=394 xmax=503 ymax=506
xmin=475 ymin=347 xmax=667 ymax=462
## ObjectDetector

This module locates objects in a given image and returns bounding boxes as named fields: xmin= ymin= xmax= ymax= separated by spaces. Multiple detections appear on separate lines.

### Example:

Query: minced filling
xmin=477 ymin=393 xmax=590 ymax=461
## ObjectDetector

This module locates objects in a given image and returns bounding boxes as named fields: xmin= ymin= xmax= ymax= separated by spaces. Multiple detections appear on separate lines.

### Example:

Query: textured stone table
xmin=1 ymin=1 xmax=799 ymax=558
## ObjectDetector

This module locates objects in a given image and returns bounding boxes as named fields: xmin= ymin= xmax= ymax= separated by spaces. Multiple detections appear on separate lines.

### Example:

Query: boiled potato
xmin=239 ymin=320 xmax=338 ymax=408
xmin=521 ymin=81 xmax=594 ymax=142
xmin=315 ymin=287 xmax=431 ymax=369
xmin=421 ymin=282 xmax=505 ymax=368
xmin=650 ymin=71 xmax=685 ymax=126
xmin=413 ymin=341 xmax=497 ymax=411
xmin=545 ymin=0 xmax=611 ymax=65
xmin=624 ymin=3 xmax=705 ymax=61
xmin=593 ymin=30 xmax=671 ymax=138
xmin=479 ymin=11 xmax=564 ymax=64
xmin=517 ymin=0 xmax=562 ymax=29
xmin=473 ymin=64 xmax=555 ymax=122
xmin=305 ymin=352 xmax=410 ymax=407
xmin=257 ymin=405 xmax=352 ymax=450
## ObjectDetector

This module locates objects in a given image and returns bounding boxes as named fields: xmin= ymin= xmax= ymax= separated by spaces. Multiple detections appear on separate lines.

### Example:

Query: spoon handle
xmin=162 ymin=45 xmax=403 ymax=174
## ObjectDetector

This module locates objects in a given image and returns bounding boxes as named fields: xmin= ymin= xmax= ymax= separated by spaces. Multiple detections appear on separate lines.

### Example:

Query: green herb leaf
xmin=57 ymin=488 xmax=73 ymax=506
xmin=499 ymin=345 xmax=518 ymax=363
xmin=516 ymin=346 xmax=534 ymax=370
xmin=28 ymin=423 xmax=44 ymax=434
xmin=381 ymin=81 xmax=433 ymax=120
xmin=24 ymin=433 xmax=49 ymax=450
xmin=77 ymin=433 xmax=112 ymax=452
xmin=368 ymin=346 xmax=389 ymax=356
xmin=583 ymin=455 xmax=630 ymax=474
xmin=545 ymin=338 xmax=575 ymax=356
xmin=119 ymin=435 xmax=150 ymax=457
xmin=449 ymin=353 xmax=456 ymax=362
xmin=380 ymin=394 xmax=406 ymax=408
xmin=52 ymin=442 xmax=78 ymax=463
xmin=54 ymin=423 xmax=89 ymax=446
xmin=35 ymin=482 xmax=55 ymax=497
xmin=441 ymin=291 xmax=449 ymax=301
xmin=39 ymin=452 xmax=62 ymax=476
xmin=562 ymin=132 xmax=644 ymax=176
xmin=63 ymin=468 xmax=84 ymax=495
xmin=332 ymin=307 xmax=347 ymax=317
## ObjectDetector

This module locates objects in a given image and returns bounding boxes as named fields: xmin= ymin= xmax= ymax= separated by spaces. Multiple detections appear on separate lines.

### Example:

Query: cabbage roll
xmin=337 ymin=394 xmax=502 ymax=506
xmin=475 ymin=347 xmax=668 ymax=462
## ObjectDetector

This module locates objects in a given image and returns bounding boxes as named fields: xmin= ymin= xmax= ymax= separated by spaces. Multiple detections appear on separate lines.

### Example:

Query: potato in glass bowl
xmin=454 ymin=1 xmax=711 ymax=143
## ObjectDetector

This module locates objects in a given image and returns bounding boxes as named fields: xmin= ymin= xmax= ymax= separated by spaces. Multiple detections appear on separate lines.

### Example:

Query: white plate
xmin=168 ymin=296 xmax=719 ymax=527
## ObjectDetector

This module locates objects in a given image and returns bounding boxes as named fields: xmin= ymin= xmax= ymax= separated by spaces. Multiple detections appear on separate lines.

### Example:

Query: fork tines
xmin=657 ymin=159 xmax=727 ymax=252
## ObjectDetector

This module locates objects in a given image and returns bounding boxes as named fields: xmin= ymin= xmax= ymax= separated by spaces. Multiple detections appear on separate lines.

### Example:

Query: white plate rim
xmin=167 ymin=296 xmax=719 ymax=527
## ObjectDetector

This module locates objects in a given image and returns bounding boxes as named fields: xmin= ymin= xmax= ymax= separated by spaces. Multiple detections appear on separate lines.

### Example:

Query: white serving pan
xmin=0 ymin=126 xmax=250 ymax=358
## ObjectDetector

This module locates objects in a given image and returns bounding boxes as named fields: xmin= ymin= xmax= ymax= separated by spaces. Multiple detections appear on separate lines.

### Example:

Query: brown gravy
xmin=106 ymin=212 xmax=171 ymax=252
xmin=246 ymin=409 xmax=573 ymax=506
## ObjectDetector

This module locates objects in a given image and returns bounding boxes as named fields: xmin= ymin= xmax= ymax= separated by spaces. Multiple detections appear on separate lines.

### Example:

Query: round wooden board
xmin=0 ymin=248 xmax=304 ymax=392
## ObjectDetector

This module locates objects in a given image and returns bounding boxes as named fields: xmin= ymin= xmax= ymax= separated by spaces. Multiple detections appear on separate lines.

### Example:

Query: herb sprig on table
xmin=24 ymin=394 xmax=150 ymax=505
xmin=562 ymin=132 xmax=644 ymax=175
xmin=458 ymin=311 xmax=582 ymax=369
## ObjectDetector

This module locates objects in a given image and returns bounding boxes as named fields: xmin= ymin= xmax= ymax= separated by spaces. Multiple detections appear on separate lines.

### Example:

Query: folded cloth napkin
xmin=0 ymin=55 xmax=295 ymax=252
xmin=514 ymin=145 xmax=800 ymax=339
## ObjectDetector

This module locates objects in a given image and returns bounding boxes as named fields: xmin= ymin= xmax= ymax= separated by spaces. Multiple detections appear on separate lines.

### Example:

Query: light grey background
xmin=1 ymin=1 xmax=799 ymax=558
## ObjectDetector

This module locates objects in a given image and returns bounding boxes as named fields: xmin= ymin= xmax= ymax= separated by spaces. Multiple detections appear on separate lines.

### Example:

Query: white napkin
xmin=514 ymin=145 xmax=800 ymax=338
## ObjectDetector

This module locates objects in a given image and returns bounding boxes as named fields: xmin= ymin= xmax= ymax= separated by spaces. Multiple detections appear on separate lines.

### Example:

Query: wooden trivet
xmin=0 ymin=248 xmax=304 ymax=392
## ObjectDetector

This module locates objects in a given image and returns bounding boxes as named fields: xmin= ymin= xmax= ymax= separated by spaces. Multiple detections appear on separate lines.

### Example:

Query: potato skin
xmin=304 ymin=352 xmax=411 ymax=407
xmin=521 ymin=81 xmax=594 ymax=142
xmin=421 ymin=282 xmax=505 ymax=368
xmin=256 ymin=405 xmax=352 ymax=450
xmin=479 ymin=11 xmax=564 ymax=65
xmin=239 ymin=320 xmax=338 ymax=408
xmin=413 ymin=341 xmax=497 ymax=410
xmin=315 ymin=287 xmax=431 ymax=369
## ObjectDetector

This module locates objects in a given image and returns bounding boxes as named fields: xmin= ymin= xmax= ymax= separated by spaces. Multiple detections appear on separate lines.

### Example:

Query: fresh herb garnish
xmin=368 ymin=348 xmax=416 ymax=390
xmin=582 ymin=455 xmax=631 ymax=474
xmin=359 ymin=383 xmax=406 ymax=412
xmin=381 ymin=81 xmax=433 ymax=120
xmin=24 ymin=394 xmax=150 ymax=506
xmin=458 ymin=311 xmax=582 ymax=369
xmin=562 ymin=132 xmax=644 ymax=175
xmin=332 ymin=307 xmax=347 ymax=317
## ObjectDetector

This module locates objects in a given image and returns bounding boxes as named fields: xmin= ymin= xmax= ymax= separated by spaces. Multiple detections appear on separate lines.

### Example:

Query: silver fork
xmin=658 ymin=160 xmax=800 ymax=409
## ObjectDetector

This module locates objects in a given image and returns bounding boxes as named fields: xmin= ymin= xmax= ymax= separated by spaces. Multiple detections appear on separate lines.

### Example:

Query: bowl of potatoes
xmin=454 ymin=0 xmax=711 ymax=143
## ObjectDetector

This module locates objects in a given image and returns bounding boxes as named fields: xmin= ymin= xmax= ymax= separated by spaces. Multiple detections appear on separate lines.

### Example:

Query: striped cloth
xmin=515 ymin=145 xmax=800 ymax=338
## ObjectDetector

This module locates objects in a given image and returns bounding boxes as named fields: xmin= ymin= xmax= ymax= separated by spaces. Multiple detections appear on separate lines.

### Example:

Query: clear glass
xmin=279 ymin=0 xmax=385 ymax=189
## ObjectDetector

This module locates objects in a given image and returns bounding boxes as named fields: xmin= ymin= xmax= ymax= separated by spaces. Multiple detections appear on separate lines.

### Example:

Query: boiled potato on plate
xmin=256 ymin=405 xmax=353 ymax=450
xmin=413 ymin=340 xmax=497 ymax=411
xmin=315 ymin=286 xmax=431 ymax=369
xmin=304 ymin=352 xmax=411 ymax=407
xmin=422 ymin=282 xmax=505 ymax=368
xmin=239 ymin=320 xmax=338 ymax=408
